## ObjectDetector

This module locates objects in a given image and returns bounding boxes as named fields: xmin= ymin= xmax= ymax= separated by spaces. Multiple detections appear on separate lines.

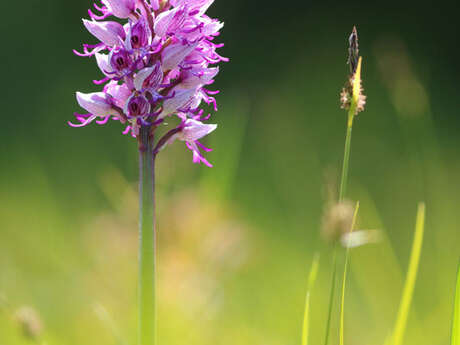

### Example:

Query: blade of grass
xmin=93 ymin=303 xmax=129 ymax=345
xmin=302 ymin=253 xmax=320 ymax=345
xmin=451 ymin=262 xmax=460 ymax=345
xmin=389 ymin=202 xmax=426 ymax=345
xmin=323 ymin=245 xmax=339 ymax=345
xmin=339 ymin=201 xmax=360 ymax=345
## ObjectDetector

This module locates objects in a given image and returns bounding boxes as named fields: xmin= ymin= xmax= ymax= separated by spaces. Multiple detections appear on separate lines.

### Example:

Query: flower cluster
xmin=71 ymin=0 xmax=227 ymax=166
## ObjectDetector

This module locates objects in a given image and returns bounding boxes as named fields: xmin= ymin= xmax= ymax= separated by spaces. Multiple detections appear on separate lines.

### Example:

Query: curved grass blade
xmin=339 ymin=201 xmax=360 ymax=345
xmin=451 ymin=262 xmax=460 ymax=345
xmin=302 ymin=253 xmax=320 ymax=345
xmin=389 ymin=202 xmax=426 ymax=345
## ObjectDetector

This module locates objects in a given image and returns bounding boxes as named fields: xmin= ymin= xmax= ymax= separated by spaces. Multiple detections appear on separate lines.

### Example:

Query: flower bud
xmin=82 ymin=19 xmax=126 ymax=46
xmin=102 ymin=0 xmax=136 ymax=19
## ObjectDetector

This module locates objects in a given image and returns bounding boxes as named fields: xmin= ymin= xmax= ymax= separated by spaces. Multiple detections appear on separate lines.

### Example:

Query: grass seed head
xmin=14 ymin=306 xmax=43 ymax=341
xmin=341 ymin=26 xmax=367 ymax=115
xmin=322 ymin=200 xmax=355 ymax=243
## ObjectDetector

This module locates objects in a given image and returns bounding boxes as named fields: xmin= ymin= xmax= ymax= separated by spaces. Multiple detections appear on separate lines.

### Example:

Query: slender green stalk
xmin=323 ymin=246 xmax=338 ymax=345
xmin=138 ymin=125 xmax=157 ymax=345
xmin=324 ymin=57 xmax=362 ymax=345
xmin=451 ymin=261 xmax=460 ymax=345
xmin=339 ymin=202 xmax=360 ymax=345
xmin=302 ymin=254 xmax=320 ymax=345
xmin=339 ymin=56 xmax=362 ymax=203
xmin=339 ymin=123 xmax=353 ymax=202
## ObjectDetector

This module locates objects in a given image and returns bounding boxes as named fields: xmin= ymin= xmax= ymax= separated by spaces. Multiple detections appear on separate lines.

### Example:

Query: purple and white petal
xmin=154 ymin=6 xmax=187 ymax=37
xmin=178 ymin=119 xmax=217 ymax=142
xmin=101 ymin=0 xmax=136 ymax=18
xmin=126 ymin=17 xmax=151 ymax=50
xmin=104 ymin=82 xmax=131 ymax=108
xmin=161 ymin=41 xmax=199 ymax=71
xmin=76 ymin=91 xmax=117 ymax=116
xmin=95 ymin=53 xmax=114 ymax=77
xmin=124 ymin=94 xmax=151 ymax=117
xmin=134 ymin=62 xmax=163 ymax=91
xmin=83 ymin=19 xmax=126 ymax=46
xmin=162 ymin=89 xmax=196 ymax=116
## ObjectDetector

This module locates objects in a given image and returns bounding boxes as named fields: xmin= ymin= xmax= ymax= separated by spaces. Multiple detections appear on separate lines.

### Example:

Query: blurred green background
xmin=0 ymin=0 xmax=459 ymax=344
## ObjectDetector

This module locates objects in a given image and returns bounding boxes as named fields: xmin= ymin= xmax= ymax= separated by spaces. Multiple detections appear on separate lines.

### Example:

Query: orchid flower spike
xmin=72 ymin=0 xmax=227 ymax=166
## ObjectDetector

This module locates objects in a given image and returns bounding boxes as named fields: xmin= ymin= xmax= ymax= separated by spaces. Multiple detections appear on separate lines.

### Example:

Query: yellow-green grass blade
xmin=93 ymin=303 xmax=128 ymax=345
xmin=323 ymin=246 xmax=339 ymax=345
xmin=302 ymin=253 xmax=320 ymax=345
xmin=451 ymin=262 xmax=460 ymax=345
xmin=389 ymin=202 xmax=426 ymax=345
xmin=339 ymin=201 xmax=360 ymax=345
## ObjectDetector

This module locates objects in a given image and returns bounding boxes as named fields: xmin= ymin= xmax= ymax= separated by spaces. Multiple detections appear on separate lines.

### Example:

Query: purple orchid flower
xmin=72 ymin=0 xmax=227 ymax=166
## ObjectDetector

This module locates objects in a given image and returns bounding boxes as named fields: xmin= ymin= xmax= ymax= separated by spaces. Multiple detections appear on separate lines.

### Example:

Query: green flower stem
xmin=324 ymin=108 xmax=355 ymax=345
xmin=324 ymin=57 xmax=362 ymax=345
xmin=323 ymin=246 xmax=339 ymax=345
xmin=339 ymin=113 xmax=354 ymax=203
xmin=138 ymin=125 xmax=157 ymax=345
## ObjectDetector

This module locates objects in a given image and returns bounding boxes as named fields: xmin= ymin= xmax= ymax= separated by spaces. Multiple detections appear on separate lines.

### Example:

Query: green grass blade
xmin=451 ymin=262 xmax=460 ymax=345
xmin=302 ymin=253 xmax=320 ymax=345
xmin=323 ymin=245 xmax=339 ymax=345
xmin=339 ymin=201 xmax=360 ymax=345
xmin=390 ymin=202 xmax=426 ymax=345
xmin=93 ymin=303 xmax=128 ymax=345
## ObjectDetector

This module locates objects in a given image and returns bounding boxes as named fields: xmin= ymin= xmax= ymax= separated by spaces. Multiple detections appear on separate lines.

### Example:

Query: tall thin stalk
xmin=138 ymin=125 xmax=157 ymax=345
xmin=338 ymin=115 xmax=354 ymax=202
xmin=451 ymin=261 xmax=460 ymax=345
xmin=324 ymin=56 xmax=363 ymax=345
xmin=302 ymin=254 xmax=321 ymax=345
xmin=323 ymin=246 xmax=339 ymax=345
xmin=339 ymin=55 xmax=362 ymax=203
xmin=339 ymin=202 xmax=360 ymax=345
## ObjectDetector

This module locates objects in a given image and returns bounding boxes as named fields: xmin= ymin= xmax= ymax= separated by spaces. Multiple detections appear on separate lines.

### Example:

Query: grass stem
xmin=339 ymin=124 xmax=353 ymax=202
xmin=302 ymin=254 xmax=320 ymax=345
xmin=323 ymin=246 xmax=338 ymax=345
xmin=339 ymin=202 xmax=360 ymax=345
xmin=324 ymin=57 xmax=362 ymax=345
xmin=450 ymin=261 xmax=460 ymax=345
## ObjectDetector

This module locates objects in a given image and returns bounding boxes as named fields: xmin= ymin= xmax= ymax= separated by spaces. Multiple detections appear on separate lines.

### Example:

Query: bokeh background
xmin=1 ymin=0 xmax=459 ymax=344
